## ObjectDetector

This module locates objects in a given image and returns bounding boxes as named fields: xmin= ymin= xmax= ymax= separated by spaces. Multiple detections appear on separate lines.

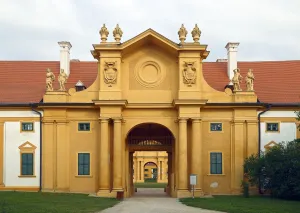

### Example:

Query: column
xmin=160 ymin=161 xmax=162 ymax=180
xmin=133 ymin=158 xmax=138 ymax=183
xmin=191 ymin=119 xmax=203 ymax=193
xmin=113 ymin=118 xmax=122 ymax=191
xmin=178 ymin=118 xmax=188 ymax=191
xmin=98 ymin=118 xmax=110 ymax=194
xmin=0 ymin=122 xmax=4 ymax=186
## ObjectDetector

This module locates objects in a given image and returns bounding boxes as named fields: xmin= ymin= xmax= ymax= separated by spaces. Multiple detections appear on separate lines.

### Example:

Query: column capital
xmin=178 ymin=117 xmax=188 ymax=123
xmin=191 ymin=118 xmax=202 ymax=123
xmin=112 ymin=118 xmax=122 ymax=123
xmin=99 ymin=117 xmax=109 ymax=123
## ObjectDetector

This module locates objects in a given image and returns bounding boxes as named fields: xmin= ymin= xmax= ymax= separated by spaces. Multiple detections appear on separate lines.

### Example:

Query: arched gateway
xmin=41 ymin=26 xmax=259 ymax=199
xmin=126 ymin=123 xmax=175 ymax=196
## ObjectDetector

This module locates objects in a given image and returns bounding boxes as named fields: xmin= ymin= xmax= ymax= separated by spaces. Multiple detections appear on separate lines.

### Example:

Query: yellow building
xmin=0 ymin=24 xmax=300 ymax=198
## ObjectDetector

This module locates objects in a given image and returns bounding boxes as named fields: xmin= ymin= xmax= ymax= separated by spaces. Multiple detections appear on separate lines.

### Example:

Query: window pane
xmin=78 ymin=123 xmax=90 ymax=131
xmin=211 ymin=164 xmax=217 ymax=174
xmin=210 ymin=153 xmax=217 ymax=163
xmin=210 ymin=152 xmax=222 ymax=174
xmin=21 ymin=153 xmax=33 ymax=175
xmin=217 ymin=164 xmax=222 ymax=174
xmin=22 ymin=123 xmax=34 ymax=131
xmin=78 ymin=153 xmax=90 ymax=175
xmin=267 ymin=123 xmax=278 ymax=131
xmin=210 ymin=123 xmax=222 ymax=131
xmin=216 ymin=153 xmax=222 ymax=163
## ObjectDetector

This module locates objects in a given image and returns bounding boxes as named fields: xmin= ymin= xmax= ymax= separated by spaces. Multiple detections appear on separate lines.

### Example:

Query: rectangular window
xmin=78 ymin=123 xmax=90 ymax=131
xmin=144 ymin=169 xmax=148 ymax=172
xmin=266 ymin=123 xmax=279 ymax=132
xmin=21 ymin=122 xmax=34 ymax=131
xmin=210 ymin=152 xmax=222 ymax=174
xmin=21 ymin=153 xmax=34 ymax=175
xmin=78 ymin=153 xmax=90 ymax=175
xmin=210 ymin=123 xmax=222 ymax=131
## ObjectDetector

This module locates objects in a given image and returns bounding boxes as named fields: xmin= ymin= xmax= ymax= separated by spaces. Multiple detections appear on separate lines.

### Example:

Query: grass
xmin=134 ymin=182 xmax=167 ymax=188
xmin=0 ymin=191 xmax=119 ymax=213
xmin=180 ymin=195 xmax=300 ymax=213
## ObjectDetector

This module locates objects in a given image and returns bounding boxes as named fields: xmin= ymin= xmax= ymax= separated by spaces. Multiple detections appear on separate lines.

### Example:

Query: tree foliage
xmin=244 ymin=139 xmax=300 ymax=200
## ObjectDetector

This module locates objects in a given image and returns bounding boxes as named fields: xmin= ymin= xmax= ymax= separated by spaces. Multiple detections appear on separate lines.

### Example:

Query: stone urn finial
xmin=113 ymin=24 xmax=123 ymax=43
xmin=99 ymin=24 xmax=109 ymax=42
xmin=178 ymin=24 xmax=188 ymax=44
xmin=191 ymin=24 xmax=201 ymax=43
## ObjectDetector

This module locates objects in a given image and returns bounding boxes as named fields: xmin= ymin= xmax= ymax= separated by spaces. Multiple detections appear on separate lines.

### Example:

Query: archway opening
xmin=126 ymin=123 xmax=175 ymax=197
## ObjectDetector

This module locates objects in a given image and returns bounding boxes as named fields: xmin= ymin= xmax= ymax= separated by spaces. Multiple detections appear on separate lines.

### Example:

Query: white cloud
xmin=0 ymin=0 xmax=299 ymax=61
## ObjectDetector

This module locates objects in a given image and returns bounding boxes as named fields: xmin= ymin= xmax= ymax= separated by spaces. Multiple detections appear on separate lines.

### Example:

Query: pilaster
xmin=191 ymin=118 xmax=203 ymax=196
xmin=97 ymin=118 xmax=111 ymax=196
xmin=0 ymin=122 xmax=4 ymax=187
xmin=231 ymin=119 xmax=245 ymax=193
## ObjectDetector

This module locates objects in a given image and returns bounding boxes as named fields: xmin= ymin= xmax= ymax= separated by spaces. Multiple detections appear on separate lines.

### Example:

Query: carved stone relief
xmin=182 ymin=61 xmax=196 ymax=86
xmin=103 ymin=61 xmax=118 ymax=87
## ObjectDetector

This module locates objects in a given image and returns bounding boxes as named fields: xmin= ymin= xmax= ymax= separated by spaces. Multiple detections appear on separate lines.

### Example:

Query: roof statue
xmin=245 ymin=69 xmax=255 ymax=91
xmin=99 ymin=24 xmax=109 ymax=42
xmin=46 ymin=68 xmax=55 ymax=91
xmin=113 ymin=24 xmax=123 ymax=43
xmin=178 ymin=24 xmax=188 ymax=44
xmin=231 ymin=68 xmax=243 ymax=92
xmin=58 ymin=69 xmax=68 ymax=91
xmin=191 ymin=24 xmax=201 ymax=43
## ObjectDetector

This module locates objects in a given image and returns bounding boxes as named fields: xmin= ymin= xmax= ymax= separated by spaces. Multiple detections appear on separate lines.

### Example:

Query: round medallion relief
xmin=134 ymin=61 xmax=165 ymax=88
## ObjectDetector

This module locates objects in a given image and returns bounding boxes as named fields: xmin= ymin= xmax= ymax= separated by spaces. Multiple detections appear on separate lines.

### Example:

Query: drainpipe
xmin=30 ymin=105 xmax=42 ymax=192
xmin=257 ymin=104 xmax=272 ymax=194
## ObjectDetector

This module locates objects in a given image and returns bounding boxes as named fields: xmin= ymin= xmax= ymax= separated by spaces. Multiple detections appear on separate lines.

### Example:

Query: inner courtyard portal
xmin=127 ymin=123 xmax=174 ymax=196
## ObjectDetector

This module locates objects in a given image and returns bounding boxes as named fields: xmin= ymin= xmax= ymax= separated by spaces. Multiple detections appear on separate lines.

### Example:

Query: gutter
xmin=30 ymin=104 xmax=43 ymax=192
xmin=257 ymin=104 xmax=272 ymax=194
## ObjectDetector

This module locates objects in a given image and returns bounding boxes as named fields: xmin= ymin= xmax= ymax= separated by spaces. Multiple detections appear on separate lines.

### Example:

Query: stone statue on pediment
xmin=46 ymin=68 xmax=55 ymax=91
xmin=245 ymin=68 xmax=255 ymax=91
xmin=232 ymin=68 xmax=243 ymax=92
xmin=58 ymin=69 xmax=68 ymax=91
xmin=99 ymin=24 xmax=109 ymax=42
xmin=113 ymin=24 xmax=123 ymax=42
xmin=178 ymin=24 xmax=188 ymax=43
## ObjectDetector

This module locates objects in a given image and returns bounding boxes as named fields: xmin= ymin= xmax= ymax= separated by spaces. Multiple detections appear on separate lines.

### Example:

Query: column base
xmin=176 ymin=189 xmax=191 ymax=198
xmin=96 ymin=189 xmax=115 ymax=198
xmin=190 ymin=188 xmax=204 ymax=197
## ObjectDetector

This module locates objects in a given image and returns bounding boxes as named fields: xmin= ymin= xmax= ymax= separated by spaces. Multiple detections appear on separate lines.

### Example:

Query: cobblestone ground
xmin=99 ymin=188 xmax=224 ymax=213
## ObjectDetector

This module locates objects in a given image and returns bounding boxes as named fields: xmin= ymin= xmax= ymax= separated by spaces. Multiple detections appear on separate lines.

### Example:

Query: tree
xmin=244 ymin=139 xmax=300 ymax=200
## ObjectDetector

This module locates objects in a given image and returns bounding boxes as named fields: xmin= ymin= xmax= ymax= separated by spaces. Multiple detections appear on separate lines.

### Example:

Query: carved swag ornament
xmin=103 ymin=61 xmax=118 ymax=87
xmin=182 ymin=61 xmax=197 ymax=86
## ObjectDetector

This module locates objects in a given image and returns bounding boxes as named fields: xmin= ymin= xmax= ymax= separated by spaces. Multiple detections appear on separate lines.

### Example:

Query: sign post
xmin=190 ymin=174 xmax=197 ymax=199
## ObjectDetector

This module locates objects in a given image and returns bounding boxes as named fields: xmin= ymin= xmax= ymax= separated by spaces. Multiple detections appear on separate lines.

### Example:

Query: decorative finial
xmin=178 ymin=24 xmax=188 ymax=44
xmin=99 ymin=24 xmax=109 ymax=43
xmin=113 ymin=24 xmax=123 ymax=43
xmin=191 ymin=24 xmax=201 ymax=43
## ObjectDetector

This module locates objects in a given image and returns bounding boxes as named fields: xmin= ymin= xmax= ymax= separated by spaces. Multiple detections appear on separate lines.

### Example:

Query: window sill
xmin=75 ymin=175 xmax=93 ymax=178
xmin=18 ymin=175 xmax=36 ymax=178
xmin=207 ymin=174 xmax=225 ymax=176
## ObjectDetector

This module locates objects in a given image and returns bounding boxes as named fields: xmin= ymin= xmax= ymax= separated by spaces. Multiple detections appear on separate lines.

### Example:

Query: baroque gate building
xmin=0 ymin=24 xmax=299 ymax=198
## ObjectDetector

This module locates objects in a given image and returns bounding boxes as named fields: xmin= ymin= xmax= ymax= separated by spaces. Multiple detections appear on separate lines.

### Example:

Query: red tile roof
xmin=0 ymin=60 xmax=299 ymax=103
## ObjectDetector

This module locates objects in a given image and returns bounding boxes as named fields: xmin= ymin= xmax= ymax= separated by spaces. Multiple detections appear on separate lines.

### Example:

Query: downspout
xmin=31 ymin=105 xmax=42 ymax=192
xmin=257 ymin=103 xmax=272 ymax=194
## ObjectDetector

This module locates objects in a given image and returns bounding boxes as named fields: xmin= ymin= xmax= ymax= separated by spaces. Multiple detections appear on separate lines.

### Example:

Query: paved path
xmin=99 ymin=188 xmax=224 ymax=213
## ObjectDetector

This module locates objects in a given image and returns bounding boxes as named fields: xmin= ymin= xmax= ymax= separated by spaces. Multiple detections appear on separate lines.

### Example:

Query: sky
xmin=0 ymin=0 xmax=299 ymax=62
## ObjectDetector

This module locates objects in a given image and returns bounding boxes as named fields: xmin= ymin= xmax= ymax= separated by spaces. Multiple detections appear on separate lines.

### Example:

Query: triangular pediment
xmin=18 ymin=141 xmax=37 ymax=150
xmin=120 ymin=28 xmax=179 ymax=51
xmin=264 ymin=141 xmax=278 ymax=149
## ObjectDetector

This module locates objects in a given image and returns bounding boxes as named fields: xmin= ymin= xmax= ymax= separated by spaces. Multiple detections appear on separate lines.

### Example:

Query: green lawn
xmin=180 ymin=195 xmax=300 ymax=213
xmin=134 ymin=182 xmax=167 ymax=188
xmin=0 ymin=191 xmax=119 ymax=213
